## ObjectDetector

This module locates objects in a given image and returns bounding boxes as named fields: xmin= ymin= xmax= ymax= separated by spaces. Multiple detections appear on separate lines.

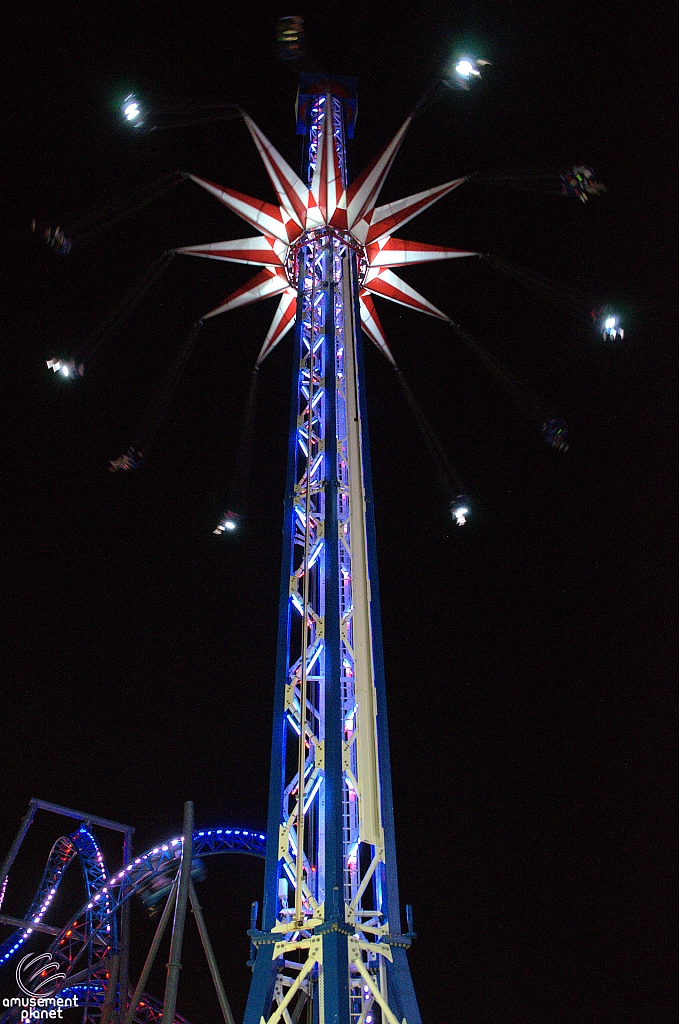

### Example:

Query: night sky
xmin=2 ymin=2 xmax=676 ymax=1022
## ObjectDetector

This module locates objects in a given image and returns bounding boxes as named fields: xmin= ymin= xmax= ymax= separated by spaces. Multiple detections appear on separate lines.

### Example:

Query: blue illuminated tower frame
xmin=244 ymin=78 xmax=422 ymax=1024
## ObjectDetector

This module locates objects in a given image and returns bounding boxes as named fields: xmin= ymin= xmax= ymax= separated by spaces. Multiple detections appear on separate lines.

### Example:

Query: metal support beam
xmin=124 ymin=875 xmax=179 ymax=1024
xmin=100 ymin=955 xmax=120 ymax=1024
xmin=27 ymin=799 xmax=135 ymax=837
xmin=0 ymin=800 xmax=38 ymax=895
xmin=119 ymin=831 xmax=133 ymax=1018
xmin=161 ymin=802 xmax=193 ymax=1024
xmin=0 ymin=913 xmax=60 ymax=936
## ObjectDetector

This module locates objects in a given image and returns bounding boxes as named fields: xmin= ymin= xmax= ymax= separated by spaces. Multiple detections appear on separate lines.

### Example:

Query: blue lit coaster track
xmin=1 ymin=828 xmax=266 ymax=1024
xmin=0 ymin=827 xmax=113 ymax=968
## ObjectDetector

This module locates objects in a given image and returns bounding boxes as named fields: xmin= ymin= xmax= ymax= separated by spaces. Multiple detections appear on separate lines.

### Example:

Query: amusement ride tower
xmin=1 ymin=52 xmax=618 ymax=1024
xmin=176 ymin=73 xmax=476 ymax=1024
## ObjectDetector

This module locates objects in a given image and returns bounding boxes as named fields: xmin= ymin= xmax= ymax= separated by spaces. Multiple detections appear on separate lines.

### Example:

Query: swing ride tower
xmin=243 ymin=77 xmax=420 ymax=1024
xmin=177 ymin=68 xmax=478 ymax=1024
xmin=12 ymin=53 xmax=613 ymax=1024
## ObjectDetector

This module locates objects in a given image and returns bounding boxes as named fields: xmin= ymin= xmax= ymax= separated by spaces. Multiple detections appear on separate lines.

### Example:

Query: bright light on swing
xmin=600 ymin=312 xmax=624 ymax=341
xmin=455 ymin=60 xmax=476 ymax=78
xmin=451 ymin=495 xmax=470 ymax=526
xmin=449 ymin=55 xmax=489 ymax=89
xmin=214 ymin=510 xmax=241 ymax=534
xmin=122 ymin=94 xmax=144 ymax=127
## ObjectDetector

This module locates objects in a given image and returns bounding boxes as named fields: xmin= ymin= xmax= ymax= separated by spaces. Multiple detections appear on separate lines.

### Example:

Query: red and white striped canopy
xmin=177 ymin=101 xmax=476 ymax=364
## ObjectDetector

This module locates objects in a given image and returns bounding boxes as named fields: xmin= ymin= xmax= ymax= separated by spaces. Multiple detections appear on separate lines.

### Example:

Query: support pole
xmin=124 ymin=875 xmax=179 ymax=1024
xmin=100 ymin=954 xmax=120 ymax=1024
xmin=189 ymin=880 xmax=236 ymax=1024
xmin=27 ymin=799 xmax=135 ymax=835
xmin=161 ymin=801 xmax=194 ymax=1024
xmin=119 ymin=831 xmax=133 ymax=1020
xmin=0 ymin=800 xmax=38 ymax=896
xmin=0 ymin=914 xmax=60 ymax=936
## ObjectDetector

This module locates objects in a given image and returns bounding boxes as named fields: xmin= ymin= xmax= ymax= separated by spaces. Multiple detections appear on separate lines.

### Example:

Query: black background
xmin=2 ymin=2 xmax=676 ymax=1022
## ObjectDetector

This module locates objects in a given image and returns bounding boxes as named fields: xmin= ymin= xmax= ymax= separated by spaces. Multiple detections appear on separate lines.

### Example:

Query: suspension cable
xmin=225 ymin=366 xmax=260 ymax=518
xmin=480 ymin=253 xmax=598 ymax=321
xmin=109 ymin=320 xmax=203 ymax=472
xmin=76 ymin=252 xmax=175 ymax=368
xmin=69 ymin=173 xmax=189 ymax=245
xmin=448 ymin=318 xmax=545 ymax=423
xmin=33 ymin=174 xmax=188 ymax=256
xmin=392 ymin=365 xmax=464 ymax=500
xmin=446 ymin=318 xmax=569 ymax=451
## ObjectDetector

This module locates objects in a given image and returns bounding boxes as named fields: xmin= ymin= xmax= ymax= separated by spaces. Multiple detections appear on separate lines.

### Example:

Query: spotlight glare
xmin=450 ymin=54 xmax=487 ymax=86
xmin=122 ymin=94 xmax=144 ymax=127
xmin=599 ymin=311 xmax=624 ymax=342
xmin=215 ymin=510 xmax=242 ymax=534
xmin=451 ymin=495 xmax=471 ymax=526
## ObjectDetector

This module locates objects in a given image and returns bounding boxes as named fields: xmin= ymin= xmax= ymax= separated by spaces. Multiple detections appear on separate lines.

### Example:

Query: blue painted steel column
xmin=321 ymin=236 xmax=350 ymax=1024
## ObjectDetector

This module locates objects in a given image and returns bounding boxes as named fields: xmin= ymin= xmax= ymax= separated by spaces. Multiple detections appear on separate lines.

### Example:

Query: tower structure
xmin=244 ymin=78 xmax=420 ymax=1024
xmin=178 ymin=73 xmax=476 ymax=1024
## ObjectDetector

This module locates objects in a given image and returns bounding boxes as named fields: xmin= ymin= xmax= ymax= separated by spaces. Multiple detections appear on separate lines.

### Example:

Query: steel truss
xmin=245 ymin=86 xmax=421 ymax=1024
xmin=0 ymin=827 xmax=114 ymax=969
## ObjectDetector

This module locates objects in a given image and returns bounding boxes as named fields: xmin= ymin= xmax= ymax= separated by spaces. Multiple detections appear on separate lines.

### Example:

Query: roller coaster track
xmin=0 ymin=827 xmax=114 ymax=967
xmin=1 ymin=828 xmax=266 ymax=1024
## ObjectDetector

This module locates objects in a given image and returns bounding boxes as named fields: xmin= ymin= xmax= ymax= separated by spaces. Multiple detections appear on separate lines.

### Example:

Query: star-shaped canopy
xmin=177 ymin=105 xmax=476 ymax=365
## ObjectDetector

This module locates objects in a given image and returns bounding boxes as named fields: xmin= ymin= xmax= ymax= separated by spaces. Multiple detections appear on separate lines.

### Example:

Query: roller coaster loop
xmin=0 ymin=827 xmax=114 ymax=968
